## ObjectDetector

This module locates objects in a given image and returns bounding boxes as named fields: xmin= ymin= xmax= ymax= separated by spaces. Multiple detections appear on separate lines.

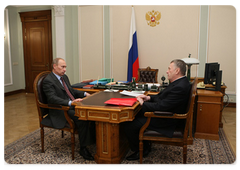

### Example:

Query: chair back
xmin=33 ymin=71 xmax=51 ymax=122
xmin=137 ymin=66 xmax=158 ymax=83
xmin=185 ymin=78 xmax=198 ymax=113
xmin=183 ymin=77 xmax=197 ymax=138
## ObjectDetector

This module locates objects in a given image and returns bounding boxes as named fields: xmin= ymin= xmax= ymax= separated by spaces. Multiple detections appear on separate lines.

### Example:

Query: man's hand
xmin=70 ymin=98 xmax=83 ymax=106
xmin=72 ymin=98 xmax=83 ymax=105
xmin=136 ymin=95 xmax=150 ymax=105
xmin=137 ymin=94 xmax=150 ymax=101
xmin=137 ymin=97 xmax=144 ymax=105
xmin=85 ymin=92 xmax=91 ymax=97
xmin=73 ymin=98 xmax=83 ymax=102
xmin=71 ymin=93 xmax=91 ymax=106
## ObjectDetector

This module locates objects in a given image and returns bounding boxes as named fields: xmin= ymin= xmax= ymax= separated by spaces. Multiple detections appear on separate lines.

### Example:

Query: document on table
xmin=104 ymin=98 xmax=137 ymax=106
xmin=120 ymin=90 xmax=145 ymax=97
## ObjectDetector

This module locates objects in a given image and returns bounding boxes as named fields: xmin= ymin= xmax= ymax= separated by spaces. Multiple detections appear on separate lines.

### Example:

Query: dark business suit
xmin=42 ymin=72 xmax=95 ymax=147
xmin=124 ymin=76 xmax=191 ymax=151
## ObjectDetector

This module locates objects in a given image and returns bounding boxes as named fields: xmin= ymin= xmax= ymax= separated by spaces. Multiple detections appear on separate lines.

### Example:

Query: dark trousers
xmin=68 ymin=107 xmax=96 ymax=148
xmin=123 ymin=109 xmax=149 ymax=152
xmin=124 ymin=105 xmax=183 ymax=151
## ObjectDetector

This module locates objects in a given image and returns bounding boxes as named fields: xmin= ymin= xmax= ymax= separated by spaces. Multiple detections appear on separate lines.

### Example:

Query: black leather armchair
xmin=137 ymin=66 xmax=158 ymax=83
xmin=139 ymin=78 xmax=198 ymax=164
xmin=33 ymin=71 xmax=77 ymax=160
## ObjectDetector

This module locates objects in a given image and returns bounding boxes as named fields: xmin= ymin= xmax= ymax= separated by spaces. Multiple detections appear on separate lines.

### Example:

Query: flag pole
xmin=127 ymin=6 xmax=139 ymax=82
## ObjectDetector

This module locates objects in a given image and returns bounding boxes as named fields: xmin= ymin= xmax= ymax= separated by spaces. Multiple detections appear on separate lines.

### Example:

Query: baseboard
xmin=224 ymin=102 xmax=236 ymax=108
xmin=4 ymin=89 xmax=26 ymax=97
xmin=194 ymin=132 xmax=219 ymax=141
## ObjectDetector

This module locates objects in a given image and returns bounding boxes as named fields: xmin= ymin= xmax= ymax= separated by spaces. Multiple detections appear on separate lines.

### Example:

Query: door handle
xmin=199 ymin=104 xmax=202 ymax=112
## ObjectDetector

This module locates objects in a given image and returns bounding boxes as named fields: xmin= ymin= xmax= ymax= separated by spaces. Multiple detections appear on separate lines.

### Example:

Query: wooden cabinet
xmin=195 ymin=89 xmax=223 ymax=140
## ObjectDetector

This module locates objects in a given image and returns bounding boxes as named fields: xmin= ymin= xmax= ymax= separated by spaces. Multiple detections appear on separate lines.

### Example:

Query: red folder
xmin=104 ymin=98 xmax=137 ymax=106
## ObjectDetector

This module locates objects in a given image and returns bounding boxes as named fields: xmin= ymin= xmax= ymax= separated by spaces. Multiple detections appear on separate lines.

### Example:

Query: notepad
xmin=104 ymin=98 xmax=137 ymax=106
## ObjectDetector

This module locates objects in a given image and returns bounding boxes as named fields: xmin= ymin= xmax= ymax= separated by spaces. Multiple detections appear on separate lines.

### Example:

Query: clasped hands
xmin=136 ymin=94 xmax=151 ymax=105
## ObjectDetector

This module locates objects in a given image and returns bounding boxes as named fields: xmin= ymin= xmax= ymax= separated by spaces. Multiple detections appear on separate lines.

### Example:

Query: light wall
xmin=79 ymin=5 xmax=200 ymax=82
xmin=207 ymin=6 xmax=236 ymax=94
xmin=4 ymin=5 xmax=236 ymax=97
xmin=79 ymin=3 xmax=237 ymax=95
xmin=78 ymin=6 xmax=104 ymax=81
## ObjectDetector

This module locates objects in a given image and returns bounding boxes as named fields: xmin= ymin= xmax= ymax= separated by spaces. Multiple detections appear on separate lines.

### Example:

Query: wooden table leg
xmin=94 ymin=121 xmax=129 ymax=164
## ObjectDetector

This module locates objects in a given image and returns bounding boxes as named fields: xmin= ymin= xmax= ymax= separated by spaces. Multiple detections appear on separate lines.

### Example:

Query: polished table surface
xmin=74 ymin=91 xmax=142 ymax=163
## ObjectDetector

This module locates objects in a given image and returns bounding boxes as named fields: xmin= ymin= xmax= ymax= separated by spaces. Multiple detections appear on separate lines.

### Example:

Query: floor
xmin=4 ymin=93 xmax=236 ymax=157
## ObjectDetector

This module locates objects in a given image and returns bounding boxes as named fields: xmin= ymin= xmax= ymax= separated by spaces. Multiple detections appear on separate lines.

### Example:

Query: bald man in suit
xmin=42 ymin=58 xmax=95 ymax=160
xmin=124 ymin=59 xmax=191 ymax=161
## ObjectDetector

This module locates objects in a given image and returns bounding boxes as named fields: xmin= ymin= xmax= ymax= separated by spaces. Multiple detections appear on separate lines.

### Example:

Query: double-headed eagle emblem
xmin=146 ymin=10 xmax=161 ymax=27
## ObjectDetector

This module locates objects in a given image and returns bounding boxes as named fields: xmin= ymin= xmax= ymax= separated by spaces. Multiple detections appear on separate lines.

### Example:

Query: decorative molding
xmin=52 ymin=5 xmax=65 ymax=17
xmin=4 ymin=8 xmax=13 ymax=86
xmin=4 ymin=89 xmax=26 ymax=97
xmin=88 ymin=111 xmax=110 ymax=120
xmin=52 ymin=5 xmax=66 ymax=60
xmin=101 ymin=123 xmax=108 ymax=154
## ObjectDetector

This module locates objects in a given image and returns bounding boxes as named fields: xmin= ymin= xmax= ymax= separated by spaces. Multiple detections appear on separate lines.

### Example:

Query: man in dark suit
xmin=124 ymin=59 xmax=191 ymax=161
xmin=42 ymin=58 xmax=95 ymax=160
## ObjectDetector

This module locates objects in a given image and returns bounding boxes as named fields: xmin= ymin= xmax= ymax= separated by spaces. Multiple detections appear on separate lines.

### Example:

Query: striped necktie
xmin=60 ymin=77 xmax=75 ymax=101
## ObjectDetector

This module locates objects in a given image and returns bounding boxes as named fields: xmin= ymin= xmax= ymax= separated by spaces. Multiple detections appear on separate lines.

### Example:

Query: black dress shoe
xmin=126 ymin=148 xmax=151 ymax=161
xmin=79 ymin=147 xmax=94 ymax=160
xmin=126 ymin=151 xmax=140 ymax=161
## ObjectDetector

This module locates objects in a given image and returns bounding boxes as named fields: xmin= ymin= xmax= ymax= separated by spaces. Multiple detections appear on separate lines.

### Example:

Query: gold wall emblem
xmin=146 ymin=10 xmax=161 ymax=27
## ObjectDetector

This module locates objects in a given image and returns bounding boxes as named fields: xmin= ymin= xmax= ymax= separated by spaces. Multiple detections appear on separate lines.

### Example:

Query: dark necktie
xmin=60 ymin=77 xmax=75 ymax=101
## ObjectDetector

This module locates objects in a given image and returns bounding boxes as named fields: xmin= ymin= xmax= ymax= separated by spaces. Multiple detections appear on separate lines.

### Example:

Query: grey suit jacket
xmin=42 ymin=72 xmax=85 ymax=129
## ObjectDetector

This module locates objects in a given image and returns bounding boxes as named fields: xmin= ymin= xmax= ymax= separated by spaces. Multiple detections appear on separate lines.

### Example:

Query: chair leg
xmin=41 ymin=127 xmax=44 ymax=153
xmin=62 ymin=131 xmax=64 ymax=138
xmin=183 ymin=145 xmax=187 ymax=164
xmin=139 ymin=140 xmax=143 ymax=164
xmin=71 ymin=132 xmax=75 ymax=160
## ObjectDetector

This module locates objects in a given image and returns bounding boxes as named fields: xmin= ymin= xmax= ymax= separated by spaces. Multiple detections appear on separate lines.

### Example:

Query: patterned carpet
xmin=4 ymin=128 xmax=235 ymax=164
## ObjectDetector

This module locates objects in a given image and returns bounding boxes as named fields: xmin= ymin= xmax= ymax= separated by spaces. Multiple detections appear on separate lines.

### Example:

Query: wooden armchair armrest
xmin=144 ymin=111 xmax=188 ymax=119
xmin=38 ymin=102 xmax=75 ymax=130
xmin=38 ymin=102 xmax=70 ymax=111
xmin=154 ymin=111 xmax=174 ymax=116
xmin=140 ymin=112 xmax=175 ymax=138
xmin=47 ymin=104 xmax=70 ymax=111
xmin=140 ymin=111 xmax=189 ymax=140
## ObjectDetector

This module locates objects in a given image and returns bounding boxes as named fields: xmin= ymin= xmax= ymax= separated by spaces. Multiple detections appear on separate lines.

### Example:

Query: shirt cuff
xmin=68 ymin=101 xmax=72 ymax=106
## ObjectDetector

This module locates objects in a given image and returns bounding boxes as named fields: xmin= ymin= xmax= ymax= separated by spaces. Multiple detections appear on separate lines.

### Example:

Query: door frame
xmin=19 ymin=10 xmax=53 ymax=93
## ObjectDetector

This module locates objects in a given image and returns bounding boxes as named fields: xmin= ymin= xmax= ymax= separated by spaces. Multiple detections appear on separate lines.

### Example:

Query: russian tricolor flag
xmin=127 ymin=7 xmax=139 ymax=82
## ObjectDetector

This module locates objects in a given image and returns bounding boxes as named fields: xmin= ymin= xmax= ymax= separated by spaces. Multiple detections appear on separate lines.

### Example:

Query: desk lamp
xmin=181 ymin=54 xmax=200 ymax=81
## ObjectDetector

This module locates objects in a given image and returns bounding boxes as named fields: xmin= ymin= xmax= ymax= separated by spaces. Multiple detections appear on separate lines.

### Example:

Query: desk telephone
xmin=197 ymin=82 xmax=205 ymax=89
xmin=197 ymin=81 xmax=224 ymax=89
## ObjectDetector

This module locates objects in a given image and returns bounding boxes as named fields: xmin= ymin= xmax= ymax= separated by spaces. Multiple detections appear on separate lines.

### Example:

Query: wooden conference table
xmin=74 ymin=91 xmax=142 ymax=164
xmin=74 ymin=81 xmax=226 ymax=163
